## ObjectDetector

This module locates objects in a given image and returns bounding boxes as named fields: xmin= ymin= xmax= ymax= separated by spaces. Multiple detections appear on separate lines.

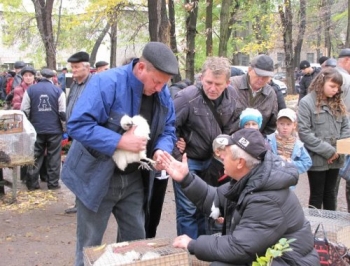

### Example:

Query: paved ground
xmin=0 ymin=168 xmax=349 ymax=266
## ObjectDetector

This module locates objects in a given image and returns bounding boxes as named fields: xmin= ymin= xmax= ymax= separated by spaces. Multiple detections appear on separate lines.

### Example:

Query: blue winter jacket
xmin=61 ymin=60 xmax=176 ymax=212
xmin=266 ymin=133 xmax=312 ymax=174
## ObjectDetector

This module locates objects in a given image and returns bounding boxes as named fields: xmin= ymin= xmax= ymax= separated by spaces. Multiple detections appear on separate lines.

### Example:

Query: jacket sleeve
xmin=292 ymin=144 xmax=312 ymax=174
xmin=20 ymin=91 xmax=31 ymax=119
xmin=172 ymin=90 xmax=191 ymax=159
xmin=298 ymin=77 xmax=307 ymax=103
xmin=297 ymin=98 xmax=335 ymax=159
xmin=188 ymin=197 xmax=288 ymax=264
xmin=67 ymin=75 xmax=121 ymax=156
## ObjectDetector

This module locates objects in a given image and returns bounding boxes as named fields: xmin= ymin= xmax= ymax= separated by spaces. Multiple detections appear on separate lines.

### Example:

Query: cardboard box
xmin=337 ymin=138 xmax=350 ymax=154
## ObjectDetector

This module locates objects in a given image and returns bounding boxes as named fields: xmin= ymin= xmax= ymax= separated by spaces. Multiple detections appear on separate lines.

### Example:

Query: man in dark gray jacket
xmin=173 ymin=57 xmax=239 ymax=239
xmin=159 ymin=128 xmax=319 ymax=266
xmin=230 ymin=55 xmax=278 ymax=135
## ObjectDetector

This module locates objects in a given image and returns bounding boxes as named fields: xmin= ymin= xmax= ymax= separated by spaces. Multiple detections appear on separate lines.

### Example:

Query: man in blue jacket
xmin=61 ymin=42 xmax=178 ymax=266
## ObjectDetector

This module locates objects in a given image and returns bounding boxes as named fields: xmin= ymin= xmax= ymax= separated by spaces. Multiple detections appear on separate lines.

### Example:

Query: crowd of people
xmin=2 ymin=43 xmax=350 ymax=265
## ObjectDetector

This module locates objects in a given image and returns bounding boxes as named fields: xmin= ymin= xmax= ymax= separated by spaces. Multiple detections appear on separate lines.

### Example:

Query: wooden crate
xmin=0 ymin=113 xmax=23 ymax=134
xmin=84 ymin=238 xmax=191 ymax=266
xmin=304 ymin=208 xmax=350 ymax=248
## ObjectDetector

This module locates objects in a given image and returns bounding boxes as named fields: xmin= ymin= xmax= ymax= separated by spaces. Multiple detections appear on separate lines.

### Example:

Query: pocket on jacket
xmin=309 ymin=151 xmax=325 ymax=167
xmin=68 ymin=141 xmax=113 ymax=184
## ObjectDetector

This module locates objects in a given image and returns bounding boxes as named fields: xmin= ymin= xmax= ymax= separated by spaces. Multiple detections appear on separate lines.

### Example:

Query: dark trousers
xmin=145 ymin=177 xmax=169 ymax=238
xmin=27 ymin=133 xmax=62 ymax=189
xmin=307 ymin=169 xmax=340 ymax=210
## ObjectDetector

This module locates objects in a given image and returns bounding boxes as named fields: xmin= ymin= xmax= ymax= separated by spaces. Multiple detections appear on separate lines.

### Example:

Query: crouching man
xmin=159 ymin=128 xmax=319 ymax=266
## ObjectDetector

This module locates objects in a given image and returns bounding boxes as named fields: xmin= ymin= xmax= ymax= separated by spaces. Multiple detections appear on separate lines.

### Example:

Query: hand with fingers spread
xmin=158 ymin=152 xmax=189 ymax=182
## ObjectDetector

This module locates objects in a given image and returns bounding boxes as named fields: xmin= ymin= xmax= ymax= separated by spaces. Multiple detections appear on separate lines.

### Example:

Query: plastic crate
xmin=304 ymin=208 xmax=350 ymax=247
xmin=83 ymin=238 xmax=190 ymax=266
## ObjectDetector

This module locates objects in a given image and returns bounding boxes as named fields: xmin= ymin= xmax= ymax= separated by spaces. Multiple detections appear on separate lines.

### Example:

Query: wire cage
xmin=84 ymin=238 xmax=191 ymax=266
xmin=303 ymin=208 xmax=350 ymax=247
xmin=0 ymin=111 xmax=36 ymax=167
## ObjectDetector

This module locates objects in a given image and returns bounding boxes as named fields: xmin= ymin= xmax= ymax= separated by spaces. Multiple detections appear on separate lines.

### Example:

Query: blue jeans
xmin=173 ymin=158 xmax=211 ymax=239
xmin=75 ymin=170 xmax=145 ymax=266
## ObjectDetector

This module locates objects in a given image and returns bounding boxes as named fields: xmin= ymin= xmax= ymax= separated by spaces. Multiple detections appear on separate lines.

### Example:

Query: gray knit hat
xmin=142 ymin=42 xmax=178 ymax=75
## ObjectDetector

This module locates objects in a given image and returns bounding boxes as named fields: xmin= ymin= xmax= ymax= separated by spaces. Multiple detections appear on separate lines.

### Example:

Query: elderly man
xmin=95 ymin=61 xmax=109 ymax=73
xmin=173 ymin=56 xmax=238 ymax=239
xmin=64 ymin=51 xmax=92 ymax=214
xmin=230 ymin=54 xmax=278 ymax=135
xmin=61 ymin=42 xmax=178 ymax=266
xmin=159 ymin=128 xmax=319 ymax=266
xmin=298 ymin=60 xmax=320 ymax=102
xmin=21 ymin=68 xmax=66 ymax=191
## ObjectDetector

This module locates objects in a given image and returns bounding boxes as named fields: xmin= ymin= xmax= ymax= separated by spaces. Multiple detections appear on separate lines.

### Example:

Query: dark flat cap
xmin=20 ymin=66 xmax=36 ymax=76
xmin=250 ymin=55 xmax=274 ymax=77
xmin=95 ymin=61 xmax=109 ymax=68
xmin=142 ymin=42 xmax=178 ymax=75
xmin=318 ymin=56 xmax=329 ymax=65
xmin=68 ymin=51 xmax=90 ymax=63
xmin=41 ymin=68 xmax=55 ymax=78
xmin=299 ymin=60 xmax=310 ymax=70
xmin=325 ymin=58 xmax=337 ymax=67
xmin=14 ymin=61 xmax=26 ymax=69
xmin=339 ymin=48 xmax=350 ymax=58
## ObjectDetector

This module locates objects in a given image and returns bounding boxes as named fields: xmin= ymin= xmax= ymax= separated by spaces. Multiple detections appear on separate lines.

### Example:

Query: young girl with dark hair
xmin=298 ymin=68 xmax=350 ymax=210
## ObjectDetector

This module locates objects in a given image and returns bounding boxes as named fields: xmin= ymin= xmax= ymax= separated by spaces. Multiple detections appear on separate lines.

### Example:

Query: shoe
xmin=48 ymin=185 xmax=61 ymax=190
xmin=65 ymin=206 xmax=77 ymax=214
xmin=27 ymin=185 xmax=40 ymax=191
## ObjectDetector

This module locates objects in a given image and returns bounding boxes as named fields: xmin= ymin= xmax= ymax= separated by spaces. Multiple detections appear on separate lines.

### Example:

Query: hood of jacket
xmin=224 ymin=151 xmax=298 ymax=204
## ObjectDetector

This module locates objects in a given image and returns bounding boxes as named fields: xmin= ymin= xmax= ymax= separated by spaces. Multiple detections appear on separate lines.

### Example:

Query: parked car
xmin=274 ymin=72 xmax=286 ymax=81
xmin=272 ymin=79 xmax=287 ymax=96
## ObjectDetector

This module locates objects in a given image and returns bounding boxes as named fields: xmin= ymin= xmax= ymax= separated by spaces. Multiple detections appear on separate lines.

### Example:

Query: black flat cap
xmin=250 ymin=55 xmax=274 ymax=77
xmin=339 ymin=48 xmax=350 ymax=58
xmin=142 ymin=42 xmax=178 ymax=75
xmin=95 ymin=61 xmax=109 ymax=68
xmin=325 ymin=58 xmax=337 ymax=67
xmin=68 ymin=51 xmax=90 ymax=63
xmin=41 ymin=68 xmax=55 ymax=78
xmin=14 ymin=61 xmax=26 ymax=69
xmin=318 ymin=56 xmax=329 ymax=65
xmin=299 ymin=60 xmax=310 ymax=70
xmin=20 ymin=66 xmax=36 ymax=76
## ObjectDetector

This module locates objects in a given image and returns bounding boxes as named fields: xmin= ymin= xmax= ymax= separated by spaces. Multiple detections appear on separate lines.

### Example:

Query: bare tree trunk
xmin=346 ymin=0 xmax=350 ymax=47
xmin=293 ymin=0 xmax=306 ymax=68
xmin=159 ymin=0 xmax=170 ymax=43
xmin=185 ymin=1 xmax=198 ymax=82
xmin=148 ymin=0 xmax=161 ymax=41
xmin=279 ymin=0 xmax=294 ymax=94
xmin=205 ymin=0 xmax=213 ymax=56
xmin=316 ymin=1 xmax=323 ymax=60
xmin=218 ymin=0 xmax=233 ymax=57
xmin=168 ymin=0 xmax=182 ymax=82
xmin=90 ymin=23 xmax=111 ymax=67
xmin=110 ymin=21 xmax=117 ymax=68
xmin=323 ymin=0 xmax=332 ymax=56
xmin=32 ymin=0 xmax=56 ymax=69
